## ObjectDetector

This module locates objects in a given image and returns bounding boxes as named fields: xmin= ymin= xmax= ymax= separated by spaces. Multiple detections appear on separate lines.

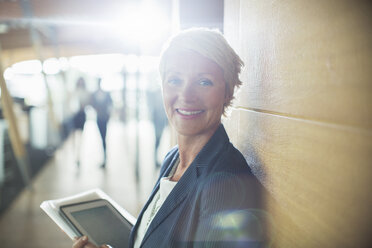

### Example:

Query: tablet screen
xmin=60 ymin=200 xmax=132 ymax=248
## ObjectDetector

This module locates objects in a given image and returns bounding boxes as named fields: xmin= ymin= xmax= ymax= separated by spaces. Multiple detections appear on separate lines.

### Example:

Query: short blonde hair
xmin=159 ymin=28 xmax=244 ymax=113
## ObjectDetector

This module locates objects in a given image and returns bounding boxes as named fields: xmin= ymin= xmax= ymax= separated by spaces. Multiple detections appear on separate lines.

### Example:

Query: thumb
xmin=73 ymin=236 xmax=88 ymax=247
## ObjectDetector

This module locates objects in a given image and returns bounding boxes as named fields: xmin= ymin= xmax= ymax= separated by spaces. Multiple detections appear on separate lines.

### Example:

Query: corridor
xmin=0 ymin=118 xmax=170 ymax=248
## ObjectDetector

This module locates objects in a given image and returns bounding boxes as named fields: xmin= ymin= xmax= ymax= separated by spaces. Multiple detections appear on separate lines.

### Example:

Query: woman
xmin=74 ymin=28 xmax=267 ymax=248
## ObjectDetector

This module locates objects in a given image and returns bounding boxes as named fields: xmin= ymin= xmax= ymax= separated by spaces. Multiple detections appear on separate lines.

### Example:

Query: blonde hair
xmin=159 ymin=28 xmax=244 ymax=113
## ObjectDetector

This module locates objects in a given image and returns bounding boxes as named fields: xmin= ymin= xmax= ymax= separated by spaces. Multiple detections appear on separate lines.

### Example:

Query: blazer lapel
xmin=140 ymin=158 xmax=200 ymax=246
xmin=129 ymin=149 xmax=178 ymax=247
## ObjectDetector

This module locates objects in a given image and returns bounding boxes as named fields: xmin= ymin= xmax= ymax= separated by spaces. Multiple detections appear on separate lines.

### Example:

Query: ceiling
xmin=0 ymin=0 xmax=173 ymax=67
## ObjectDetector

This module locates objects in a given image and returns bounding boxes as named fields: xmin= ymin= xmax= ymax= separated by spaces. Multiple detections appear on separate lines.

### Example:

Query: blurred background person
xmin=91 ymin=78 xmax=113 ymax=168
xmin=146 ymin=84 xmax=168 ymax=168
xmin=73 ymin=77 xmax=90 ymax=167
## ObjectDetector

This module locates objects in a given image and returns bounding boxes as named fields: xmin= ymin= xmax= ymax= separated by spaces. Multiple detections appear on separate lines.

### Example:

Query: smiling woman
xmin=73 ymin=28 xmax=268 ymax=248
xmin=131 ymin=28 xmax=268 ymax=248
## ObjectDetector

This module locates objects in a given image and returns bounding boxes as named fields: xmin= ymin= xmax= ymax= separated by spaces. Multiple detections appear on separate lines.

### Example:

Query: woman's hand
xmin=72 ymin=236 xmax=111 ymax=248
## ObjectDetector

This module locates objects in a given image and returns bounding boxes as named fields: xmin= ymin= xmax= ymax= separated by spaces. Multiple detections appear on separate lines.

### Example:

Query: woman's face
xmin=162 ymin=49 xmax=227 ymax=138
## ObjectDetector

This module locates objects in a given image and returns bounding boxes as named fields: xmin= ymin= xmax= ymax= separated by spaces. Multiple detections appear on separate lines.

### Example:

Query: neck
xmin=177 ymin=123 xmax=220 ymax=169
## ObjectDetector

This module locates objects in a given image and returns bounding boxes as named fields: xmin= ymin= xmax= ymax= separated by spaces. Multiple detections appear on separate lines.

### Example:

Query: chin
xmin=174 ymin=123 xmax=219 ymax=138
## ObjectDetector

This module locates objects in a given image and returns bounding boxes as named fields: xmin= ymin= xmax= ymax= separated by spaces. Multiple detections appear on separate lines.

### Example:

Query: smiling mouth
xmin=176 ymin=109 xmax=204 ymax=116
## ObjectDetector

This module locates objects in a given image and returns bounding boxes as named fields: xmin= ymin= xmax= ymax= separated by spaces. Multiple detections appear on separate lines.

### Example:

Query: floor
xmin=0 ymin=118 xmax=170 ymax=248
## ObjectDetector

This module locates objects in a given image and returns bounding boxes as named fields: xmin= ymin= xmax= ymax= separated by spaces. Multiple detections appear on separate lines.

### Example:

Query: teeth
xmin=177 ymin=109 xmax=203 ymax=115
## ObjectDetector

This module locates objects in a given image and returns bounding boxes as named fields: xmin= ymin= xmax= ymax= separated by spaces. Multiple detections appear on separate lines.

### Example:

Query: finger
xmin=99 ymin=245 xmax=112 ymax=248
xmin=83 ymin=241 xmax=99 ymax=248
xmin=72 ymin=236 xmax=88 ymax=248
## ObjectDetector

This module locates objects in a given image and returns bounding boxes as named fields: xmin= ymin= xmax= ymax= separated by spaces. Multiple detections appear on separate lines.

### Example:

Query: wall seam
xmin=231 ymin=106 xmax=372 ymax=136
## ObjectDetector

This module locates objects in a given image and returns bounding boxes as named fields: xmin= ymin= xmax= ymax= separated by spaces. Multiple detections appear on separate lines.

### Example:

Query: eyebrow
xmin=197 ymin=73 xmax=215 ymax=78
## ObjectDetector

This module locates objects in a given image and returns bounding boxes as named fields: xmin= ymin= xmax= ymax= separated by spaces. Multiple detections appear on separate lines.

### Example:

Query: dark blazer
xmin=129 ymin=124 xmax=267 ymax=248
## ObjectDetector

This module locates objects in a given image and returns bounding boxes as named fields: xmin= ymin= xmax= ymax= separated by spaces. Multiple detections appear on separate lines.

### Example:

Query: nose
xmin=179 ymin=80 xmax=197 ymax=103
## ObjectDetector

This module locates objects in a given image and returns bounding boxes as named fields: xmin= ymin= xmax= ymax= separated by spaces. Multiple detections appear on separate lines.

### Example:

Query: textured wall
xmin=223 ymin=0 xmax=372 ymax=247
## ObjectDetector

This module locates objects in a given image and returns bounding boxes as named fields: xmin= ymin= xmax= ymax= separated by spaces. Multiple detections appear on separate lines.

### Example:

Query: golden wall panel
xmin=235 ymin=108 xmax=372 ymax=247
xmin=231 ymin=0 xmax=372 ymax=129
xmin=224 ymin=1 xmax=372 ymax=246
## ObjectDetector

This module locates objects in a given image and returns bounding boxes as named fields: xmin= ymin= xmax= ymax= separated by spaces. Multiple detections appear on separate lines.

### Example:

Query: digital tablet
xmin=60 ymin=199 xmax=133 ymax=248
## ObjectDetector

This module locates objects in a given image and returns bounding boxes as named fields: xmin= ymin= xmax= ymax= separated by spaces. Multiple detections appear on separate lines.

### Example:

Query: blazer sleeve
xmin=193 ymin=171 xmax=268 ymax=248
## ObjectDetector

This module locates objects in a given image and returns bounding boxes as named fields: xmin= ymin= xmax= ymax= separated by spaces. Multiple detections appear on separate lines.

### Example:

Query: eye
xmin=199 ymin=79 xmax=213 ymax=86
xmin=167 ymin=77 xmax=182 ymax=85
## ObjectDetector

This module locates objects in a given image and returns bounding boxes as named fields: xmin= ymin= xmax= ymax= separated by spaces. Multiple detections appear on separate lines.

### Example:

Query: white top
xmin=134 ymin=160 xmax=179 ymax=248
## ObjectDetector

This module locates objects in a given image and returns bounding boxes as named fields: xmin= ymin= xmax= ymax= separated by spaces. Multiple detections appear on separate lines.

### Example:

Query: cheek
xmin=162 ymin=87 xmax=173 ymax=110
xmin=206 ymin=88 xmax=227 ymax=109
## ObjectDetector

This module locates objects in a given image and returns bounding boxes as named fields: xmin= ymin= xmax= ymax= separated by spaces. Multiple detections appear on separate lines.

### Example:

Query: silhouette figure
xmin=90 ymin=78 xmax=113 ymax=168
xmin=73 ymin=77 xmax=90 ymax=167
